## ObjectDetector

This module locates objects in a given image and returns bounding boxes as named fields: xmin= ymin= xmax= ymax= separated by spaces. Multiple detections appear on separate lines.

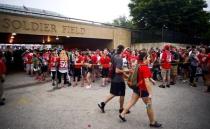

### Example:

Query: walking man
xmin=98 ymin=45 xmax=129 ymax=113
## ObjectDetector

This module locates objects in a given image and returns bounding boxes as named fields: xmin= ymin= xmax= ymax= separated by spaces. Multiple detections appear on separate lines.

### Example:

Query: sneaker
xmin=193 ymin=84 xmax=197 ymax=87
xmin=119 ymin=114 xmax=127 ymax=122
xmin=68 ymin=82 xmax=72 ymax=87
xmin=52 ymin=82 xmax=55 ymax=86
xmin=149 ymin=121 xmax=162 ymax=128
xmin=182 ymin=80 xmax=187 ymax=83
xmin=2 ymin=98 xmax=6 ymax=101
xmin=119 ymin=108 xmax=130 ymax=114
xmin=170 ymin=82 xmax=175 ymax=85
xmin=98 ymin=102 xmax=105 ymax=113
xmin=159 ymin=85 xmax=165 ymax=88
xmin=0 ymin=101 xmax=5 ymax=106
xmin=190 ymin=83 xmax=197 ymax=87
xmin=86 ymin=85 xmax=91 ymax=89
xmin=166 ymin=84 xmax=170 ymax=88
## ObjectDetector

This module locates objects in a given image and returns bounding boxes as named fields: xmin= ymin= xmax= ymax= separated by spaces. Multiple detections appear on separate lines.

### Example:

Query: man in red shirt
xmin=159 ymin=45 xmax=172 ymax=88
xmin=100 ymin=49 xmax=111 ymax=86
xmin=0 ymin=51 xmax=6 ymax=106
xmin=119 ymin=51 xmax=162 ymax=128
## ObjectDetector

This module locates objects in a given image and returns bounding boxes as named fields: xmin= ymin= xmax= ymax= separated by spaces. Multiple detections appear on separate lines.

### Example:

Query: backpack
xmin=127 ymin=64 xmax=139 ymax=89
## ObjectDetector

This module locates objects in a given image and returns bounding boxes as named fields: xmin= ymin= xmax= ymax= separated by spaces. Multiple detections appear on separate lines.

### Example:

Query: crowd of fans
xmin=0 ymin=44 xmax=210 ymax=106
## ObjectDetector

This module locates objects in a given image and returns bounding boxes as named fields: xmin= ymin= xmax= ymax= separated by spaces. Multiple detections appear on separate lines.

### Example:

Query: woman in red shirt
xmin=74 ymin=51 xmax=83 ymax=86
xmin=119 ymin=51 xmax=162 ymax=128
xmin=100 ymin=49 xmax=111 ymax=86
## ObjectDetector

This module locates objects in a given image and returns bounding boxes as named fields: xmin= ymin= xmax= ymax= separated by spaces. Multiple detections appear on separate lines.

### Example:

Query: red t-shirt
xmin=83 ymin=55 xmax=88 ymax=63
xmin=43 ymin=52 xmax=50 ymax=61
xmin=207 ymin=53 xmax=210 ymax=64
xmin=161 ymin=50 xmax=171 ymax=69
xmin=151 ymin=52 xmax=157 ymax=63
xmin=75 ymin=55 xmax=83 ymax=69
xmin=0 ymin=59 xmax=6 ymax=75
xmin=58 ymin=58 xmax=68 ymax=71
xmin=138 ymin=64 xmax=152 ymax=91
xmin=26 ymin=53 xmax=33 ymax=64
xmin=100 ymin=56 xmax=111 ymax=68
xmin=129 ymin=55 xmax=138 ymax=62
xmin=91 ymin=55 xmax=97 ymax=64
xmin=123 ymin=50 xmax=131 ymax=61
xmin=198 ymin=53 xmax=207 ymax=65
xmin=50 ymin=56 xmax=59 ymax=71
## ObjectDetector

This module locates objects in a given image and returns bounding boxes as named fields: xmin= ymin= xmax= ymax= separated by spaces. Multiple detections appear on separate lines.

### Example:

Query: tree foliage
xmin=129 ymin=0 xmax=210 ymax=37
xmin=112 ymin=16 xmax=135 ymax=29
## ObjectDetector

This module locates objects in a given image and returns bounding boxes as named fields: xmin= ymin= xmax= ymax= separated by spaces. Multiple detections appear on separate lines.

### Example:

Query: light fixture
xmin=12 ymin=33 xmax=16 ymax=36
xmin=56 ymin=36 xmax=59 ymax=40
xmin=9 ymin=38 xmax=13 ymax=43
xmin=42 ymin=36 xmax=45 ymax=44
xmin=47 ymin=36 xmax=51 ymax=42
xmin=11 ymin=35 xmax=15 ymax=39
xmin=66 ymin=36 xmax=70 ymax=38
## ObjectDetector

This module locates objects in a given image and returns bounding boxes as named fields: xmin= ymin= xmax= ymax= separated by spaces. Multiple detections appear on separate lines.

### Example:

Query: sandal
xmin=119 ymin=114 xmax=126 ymax=122
xmin=149 ymin=121 xmax=162 ymax=128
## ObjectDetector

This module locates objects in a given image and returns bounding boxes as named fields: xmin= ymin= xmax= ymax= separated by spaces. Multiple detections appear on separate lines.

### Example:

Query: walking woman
xmin=119 ymin=51 xmax=162 ymax=128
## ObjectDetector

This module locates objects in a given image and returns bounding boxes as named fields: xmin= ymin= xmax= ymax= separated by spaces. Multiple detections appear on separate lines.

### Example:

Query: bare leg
xmin=142 ymin=97 xmax=155 ymax=124
xmin=104 ymin=94 xmax=115 ymax=104
xmin=120 ymin=93 xmax=139 ymax=117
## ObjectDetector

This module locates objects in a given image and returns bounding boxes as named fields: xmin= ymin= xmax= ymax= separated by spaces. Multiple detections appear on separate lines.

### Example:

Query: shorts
xmin=133 ymin=87 xmax=149 ymax=98
xmin=82 ymin=67 xmax=88 ymax=76
xmin=161 ymin=68 xmax=171 ymax=79
xmin=26 ymin=64 xmax=33 ymax=72
xmin=74 ymin=68 xmax=81 ymax=77
xmin=101 ymin=68 xmax=109 ymax=78
xmin=87 ymin=67 xmax=93 ymax=73
xmin=41 ymin=65 xmax=48 ymax=73
xmin=110 ymin=82 xmax=126 ymax=96
xmin=171 ymin=65 xmax=178 ymax=76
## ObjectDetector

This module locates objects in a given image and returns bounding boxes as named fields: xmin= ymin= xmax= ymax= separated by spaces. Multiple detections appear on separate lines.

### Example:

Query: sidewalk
xmin=3 ymin=72 xmax=51 ymax=91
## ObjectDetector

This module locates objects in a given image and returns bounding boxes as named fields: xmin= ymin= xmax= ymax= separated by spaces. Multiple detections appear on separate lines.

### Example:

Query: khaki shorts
xmin=161 ymin=68 xmax=171 ymax=80
xmin=171 ymin=66 xmax=178 ymax=76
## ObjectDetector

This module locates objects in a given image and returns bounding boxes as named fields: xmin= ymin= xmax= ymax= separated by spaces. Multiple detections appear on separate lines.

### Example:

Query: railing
xmin=131 ymin=29 xmax=206 ymax=44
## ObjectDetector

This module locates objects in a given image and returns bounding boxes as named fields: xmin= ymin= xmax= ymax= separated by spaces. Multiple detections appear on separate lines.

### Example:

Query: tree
xmin=129 ymin=0 xmax=210 ymax=37
xmin=112 ymin=16 xmax=136 ymax=29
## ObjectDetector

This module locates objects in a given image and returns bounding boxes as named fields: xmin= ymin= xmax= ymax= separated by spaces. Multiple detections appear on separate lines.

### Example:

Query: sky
xmin=0 ymin=0 xmax=210 ymax=23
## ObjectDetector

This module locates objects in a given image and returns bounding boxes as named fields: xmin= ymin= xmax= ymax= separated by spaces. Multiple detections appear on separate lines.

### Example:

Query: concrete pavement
xmin=0 ymin=73 xmax=210 ymax=129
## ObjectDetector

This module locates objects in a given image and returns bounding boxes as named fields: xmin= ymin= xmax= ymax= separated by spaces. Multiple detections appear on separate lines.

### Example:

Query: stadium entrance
xmin=0 ymin=4 xmax=131 ymax=50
